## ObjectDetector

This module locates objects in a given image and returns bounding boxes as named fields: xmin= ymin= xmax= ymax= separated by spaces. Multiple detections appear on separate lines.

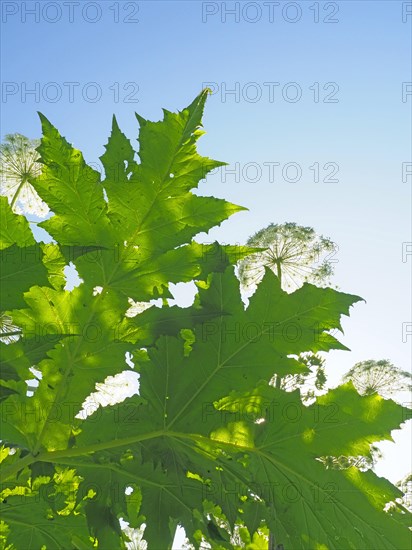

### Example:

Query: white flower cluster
xmin=0 ymin=133 xmax=49 ymax=218
xmin=124 ymin=523 xmax=147 ymax=550
xmin=238 ymin=222 xmax=336 ymax=294
xmin=0 ymin=313 xmax=20 ymax=344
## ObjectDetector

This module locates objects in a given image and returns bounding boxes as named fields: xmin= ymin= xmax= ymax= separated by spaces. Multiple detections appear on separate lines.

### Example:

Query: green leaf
xmin=1 ymin=91 xmax=410 ymax=550
xmin=100 ymin=90 xmax=245 ymax=255
xmin=0 ymin=493 xmax=92 ymax=549
xmin=135 ymin=267 xmax=362 ymax=436
xmin=0 ymin=245 xmax=50 ymax=310
xmin=243 ymin=385 xmax=411 ymax=549
xmin=2 ymin=285 xmax=131 ymax=452
xmin=0 ymin=336 xmax=57 ymax=399
xmin=31 ymin=114 xmax=113 ymax=246
xmin=0 ymin=197 xmax=35 ymax=250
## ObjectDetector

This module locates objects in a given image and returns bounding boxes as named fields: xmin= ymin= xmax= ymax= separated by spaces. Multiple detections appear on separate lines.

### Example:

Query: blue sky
xmin=1 ymin=0 xmax=411 ymax=543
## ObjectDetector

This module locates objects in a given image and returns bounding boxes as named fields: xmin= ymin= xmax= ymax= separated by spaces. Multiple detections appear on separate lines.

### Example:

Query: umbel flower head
xmin=238 ymin=222 xmax=336 ymax=294
xmin=0 ymin=312 xmax=20 ymax=344
xmin=0 ymin=133 xmax=49 ymax=217
xmin=342 ymin=359 xmax=412 ymax=399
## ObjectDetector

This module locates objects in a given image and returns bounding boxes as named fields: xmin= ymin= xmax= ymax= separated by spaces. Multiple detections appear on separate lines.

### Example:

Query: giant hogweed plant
xmin=0 ymin=90 xmax=410 ymax=549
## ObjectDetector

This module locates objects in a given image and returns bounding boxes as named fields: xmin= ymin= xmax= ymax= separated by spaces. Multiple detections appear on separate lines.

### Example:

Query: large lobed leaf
xmin=66 ymin=267 xmax=410 ymax=549
xmin=0 ymin=92 xmax=410 ymax=550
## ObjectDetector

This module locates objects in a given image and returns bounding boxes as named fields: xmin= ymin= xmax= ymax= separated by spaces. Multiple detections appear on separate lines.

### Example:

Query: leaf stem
xmin=1 ymin=429 xmax=256 ymax=482
xmin=36 ymin=430 xmax=166 ymax=461
xmin=0 ymin=452 xmax=36 ymax=482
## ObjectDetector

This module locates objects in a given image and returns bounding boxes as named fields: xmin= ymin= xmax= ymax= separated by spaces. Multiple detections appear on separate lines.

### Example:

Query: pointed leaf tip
xmin=37 ymin=112 xmax=52 ymax=127
xmin=111 ymin=115 xmax=120 ymax=131
xmin=135 ymin=112 xmax=146 ymax=126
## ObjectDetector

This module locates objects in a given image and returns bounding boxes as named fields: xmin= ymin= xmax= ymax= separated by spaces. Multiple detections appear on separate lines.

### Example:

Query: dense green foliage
xmin=0 ymin=91 xmax=411 ymax=549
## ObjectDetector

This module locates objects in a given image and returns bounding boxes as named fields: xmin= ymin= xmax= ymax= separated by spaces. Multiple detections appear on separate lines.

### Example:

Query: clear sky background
xmin=1 ymin=0 xmax=411 ymax=545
